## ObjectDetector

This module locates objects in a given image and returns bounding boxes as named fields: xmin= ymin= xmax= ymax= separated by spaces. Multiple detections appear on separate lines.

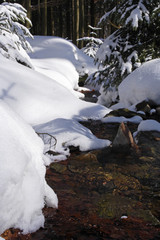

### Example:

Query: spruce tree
xmin=77 ymin=25 xmax=103 ymax=58
xmin=87 ymin=0 xmax=160 ymax=90
xmin=0 ymin=2 xmax=33 ymax=68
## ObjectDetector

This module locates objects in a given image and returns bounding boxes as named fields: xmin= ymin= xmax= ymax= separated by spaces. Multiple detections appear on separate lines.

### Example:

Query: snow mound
xmin=30 ymin=57 xmax=80 ymax=96
xmin=28 ymin=36 xmax=97 ymax=77
xmin=119 ymin=59 xmax=160 ymax=106
xmin=0 ymin=55 xmax=110 ymax=125
xmin=0 ymin=101 xmax=57 ymax=234
xmin=137 ymin=120 xmax=160 ymax=133
xmin=34 ymin=118 xmax=111 ymax=162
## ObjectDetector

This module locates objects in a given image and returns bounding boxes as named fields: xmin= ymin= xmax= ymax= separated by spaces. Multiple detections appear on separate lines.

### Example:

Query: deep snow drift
xmin=0 ymin=101 xmax=58 ymax=234
xmin=0 ymin=55 xmax=110 ymax=126
xmin=28 ymin=36 xmax=97 ymax=77
xmin=34 ymin=118 xmax=111 ymax=162
xmin=0 ymin=36 xmax=111 ymax=235
xmin=119 ymin=59 xmax=160 ymax=107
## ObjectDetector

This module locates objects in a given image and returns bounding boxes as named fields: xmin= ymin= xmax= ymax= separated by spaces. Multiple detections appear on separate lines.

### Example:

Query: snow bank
xmin=137 ymin=120 xmax=160 ymax=133
xmin=119 ymin=59 xmax=160 ymax=106
xmin=0 ymin=37 xmax=111 ymax=235
xmin=30 ymin=58 xmax=81 ymax=96
xmin=0 ymin=55 xmax=110 ymax=126
xmin=28 ymin=36 xmax=97 ymax=77
xmin=34 ymin=118 xmax=111 ymax=162
xmin=0 ymin=101 xmax=57 ymax=234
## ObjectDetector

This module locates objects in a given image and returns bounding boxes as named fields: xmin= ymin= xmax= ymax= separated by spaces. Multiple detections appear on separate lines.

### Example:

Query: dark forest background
xmin=1 ymin=0 xmax=106 ymax=46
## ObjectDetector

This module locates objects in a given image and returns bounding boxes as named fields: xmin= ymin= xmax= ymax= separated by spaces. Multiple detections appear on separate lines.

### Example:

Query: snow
xmin=97 ymin=85 xmax=118 ymax=107
xmin=125 ymin=1 xmax=149 ymax=28
xmin=133 ymin=119 xmax=160 ymax=140
xmin=0 ymin=55 xmax=110 ymax=126
xmin=34 ymin=118 xmax=111 ymax=163
xmin=126 ymin=7 xmax=143 ymax=28
xmin=0 ymin=35 xmax=112 ymax=235
xmin=0 ymin=3 xmax=33 ymax=68
xmin=0 ymin=101 xmax=57 ymax=235
xmin=121 ymin=215 xmax=128 ymax=219
xmin=137 ymin=120 xmax=160 ymax=133
xmin=28 ymin=36 xmax=97 ymax=77
xmin=119 ymin=59 xmax=160 ymax=107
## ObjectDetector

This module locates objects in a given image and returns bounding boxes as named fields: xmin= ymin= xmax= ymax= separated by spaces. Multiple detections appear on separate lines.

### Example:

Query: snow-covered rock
xmin=119 ymin=59 xmax=160 ymax=106
xmin=34 ymin=118 xmax=111 ymax=162
xmin=137 ymin=120 xmax=160 ymax=133
xmin=0 ymin=101 xmax=57 ymax=234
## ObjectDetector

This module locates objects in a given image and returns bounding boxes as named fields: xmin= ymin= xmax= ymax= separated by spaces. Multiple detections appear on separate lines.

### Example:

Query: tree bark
xmin=59 ymin=5 xmax=63 ymax=37
xmin=37 ymin=0 xmax=40 ymax=33
xmin=42 ymin=0 xmax=47 ymax=36
xmin=73 ymin=0 xmax=79 ymax=45
xmin=66 ymin=0 xmax=71 ymax=39
xmin=90 ymin=0 xmax=95 ymax=27
xmin=25 ymin=0 xmax=31 ymax=28
xmin=79 ymin=0 xmax=85 ymax=47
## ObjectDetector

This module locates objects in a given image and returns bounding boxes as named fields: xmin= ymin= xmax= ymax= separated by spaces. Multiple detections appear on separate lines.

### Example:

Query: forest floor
xmin=2 ymin=92 xmax=160 ymax=240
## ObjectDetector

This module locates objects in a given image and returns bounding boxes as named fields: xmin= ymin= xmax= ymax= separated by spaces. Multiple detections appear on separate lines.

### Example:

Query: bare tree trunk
xmin=79 ymin=0 xmax=85 ymax=48
xmin=72 ymin=0 xmax=75 ymax=43
xmin=59 ymin=5 xmax=63 ymax=37
xmin=90 ymin=0 xmax=95 ymax=27
xmin=25 ymin=0 xmax=31 ymax=28
xmin=50 ymin=7 xmax=54 ymax=36
xmin=42 ymin=0 xmax=47 ymax=36
xmin=66 ymin=0 xmax=71 ymax=39
xmin=73 ymin=0 xmax=79 ymax=45
xmin=37 ymin=0 xmax=41 ymax=34
xmin=84 ymin=0 xmax=89 ymax=36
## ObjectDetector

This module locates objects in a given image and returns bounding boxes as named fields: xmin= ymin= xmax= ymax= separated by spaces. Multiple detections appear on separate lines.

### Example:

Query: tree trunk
xmin=42 ymin=0 xmax=47 ymax=36
xmin=90 ymin=0 xmax=95 ymax=27
xmin=72 ymin=0 xmax=75 ymax=43
xmin=73 ymin=0 xmax=79 ymax=45
xmin=66 ymin=0 xmax=71 ymax=39
xmin=37 ymin=0 xmax=41 ymax=33
xmin=84 ymin=0 xmax=89 ymax=36
xmin=50 ymin=7 xmax=54 ymax=36
xmin=25 ymin=0 xmax=31 ymax=28
xmin=79 ymin=0 xmax=85 ymax=48
xmin=59 ymin=5 xmax=63 ymax=37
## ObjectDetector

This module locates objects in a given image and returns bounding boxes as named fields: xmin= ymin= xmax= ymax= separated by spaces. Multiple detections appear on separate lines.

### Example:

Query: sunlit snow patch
xmin=0 ymin=101 xmax=58 ymax=235
xmin=133 ymin=120 xmax=160 ymax=139
xmin=34 ymin=118 xmax=111 ymax=163
xmin=119 ymin=59 xmax=160 ymax=107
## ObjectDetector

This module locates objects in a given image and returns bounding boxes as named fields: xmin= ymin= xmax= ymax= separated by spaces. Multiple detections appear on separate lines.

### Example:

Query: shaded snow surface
xmin=0 ymin=55 xmax=110 ymax=126
xmin=28 ymin=36 xmax=97 ymax=78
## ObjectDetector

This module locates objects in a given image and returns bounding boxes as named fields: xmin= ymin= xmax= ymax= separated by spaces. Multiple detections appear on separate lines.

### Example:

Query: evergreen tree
xmin=77 ymin=25 xmax=103 ymax=58
xmin=87 ymin=0 xmax=160 ymax=90
xmin=0 ymin=2 xmax=33 ymax=68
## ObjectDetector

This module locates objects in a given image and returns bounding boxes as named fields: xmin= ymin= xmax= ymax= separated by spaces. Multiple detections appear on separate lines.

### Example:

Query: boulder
xmin=112 ymin=122 xmax=137 ymax=151
xmin=104 ymin=108 xmax=146 ymax=120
